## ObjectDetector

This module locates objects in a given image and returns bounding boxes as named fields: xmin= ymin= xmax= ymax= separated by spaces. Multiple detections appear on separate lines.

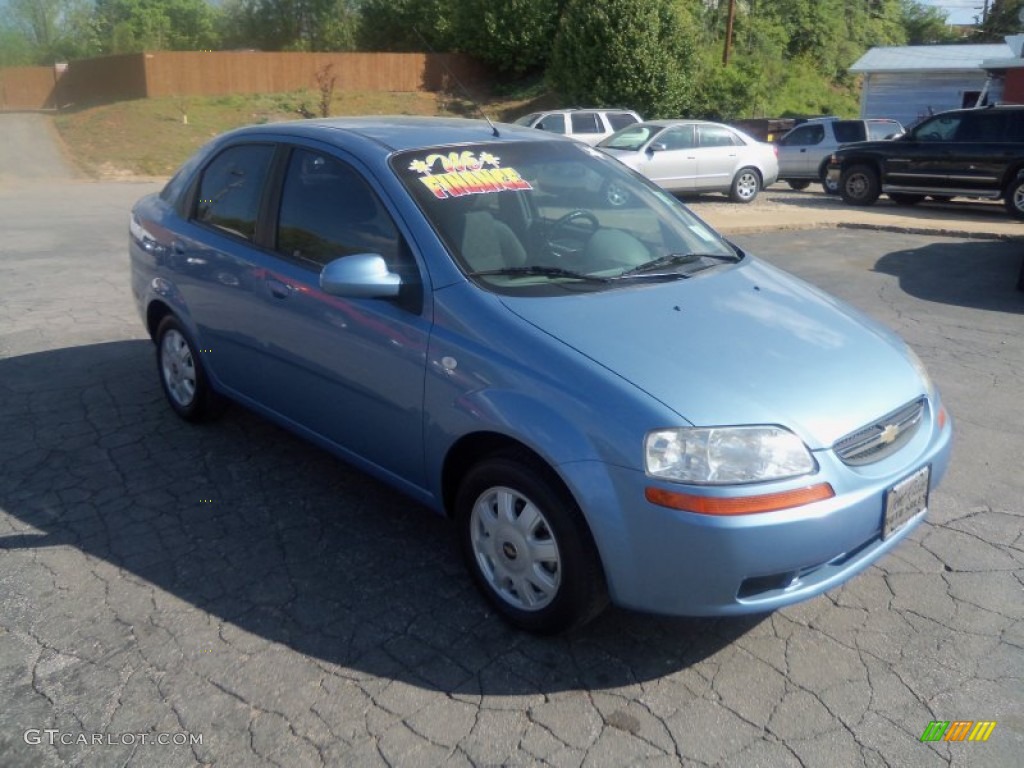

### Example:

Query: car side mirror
xmin=320 ymin=253 xmax=401 ymax=299
xmin=648 ymin=142 xmax=668 ymax=153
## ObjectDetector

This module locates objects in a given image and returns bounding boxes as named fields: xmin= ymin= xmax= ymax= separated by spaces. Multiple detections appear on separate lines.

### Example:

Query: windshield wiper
xmin=617 ymin=251 xmax=738 ymax=277
xmin=468 ymin=265 xmax=610 ymax=283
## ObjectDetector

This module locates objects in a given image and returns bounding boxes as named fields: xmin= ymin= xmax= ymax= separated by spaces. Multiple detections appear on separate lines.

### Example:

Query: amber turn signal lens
xmin=645 ymin=483 xmax=835 ymax=516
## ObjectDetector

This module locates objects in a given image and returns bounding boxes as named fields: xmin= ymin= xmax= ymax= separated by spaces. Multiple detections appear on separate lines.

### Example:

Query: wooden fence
xmin=1 ymin=51 xmax=486 ymax=111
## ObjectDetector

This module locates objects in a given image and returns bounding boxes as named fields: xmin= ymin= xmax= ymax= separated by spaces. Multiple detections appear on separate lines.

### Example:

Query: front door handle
xmin=266 ymin=278 xmax=294 ymax=299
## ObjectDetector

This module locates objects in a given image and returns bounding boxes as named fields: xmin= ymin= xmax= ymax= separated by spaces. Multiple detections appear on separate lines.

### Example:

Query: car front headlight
xmin=645 ymin=426 xmax=816 ymax=485
xmin=904 ymin=345 xmax=934 ymax=397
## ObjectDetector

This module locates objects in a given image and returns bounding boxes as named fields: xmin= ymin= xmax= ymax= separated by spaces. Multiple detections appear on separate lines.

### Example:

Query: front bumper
xmin=558 ymin=402 xmax=952 ymax=617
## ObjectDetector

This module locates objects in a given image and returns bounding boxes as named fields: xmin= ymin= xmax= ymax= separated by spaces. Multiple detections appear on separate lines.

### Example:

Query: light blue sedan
xmin=130 ymin=117 xmax=952 ymax=633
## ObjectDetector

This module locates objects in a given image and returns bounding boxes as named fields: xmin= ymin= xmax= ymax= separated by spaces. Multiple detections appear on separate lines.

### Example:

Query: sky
xmin=919 ymin=0 xmax=1003 ymax=25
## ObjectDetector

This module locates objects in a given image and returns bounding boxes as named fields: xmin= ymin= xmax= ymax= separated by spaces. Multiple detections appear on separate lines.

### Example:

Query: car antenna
xmin=414 ymin=28 xmax=500 ymax=137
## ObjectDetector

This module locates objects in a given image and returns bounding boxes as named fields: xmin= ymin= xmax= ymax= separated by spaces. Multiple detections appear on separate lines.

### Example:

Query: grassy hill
xmin=55 ymin=87 xmax=555 ymax=177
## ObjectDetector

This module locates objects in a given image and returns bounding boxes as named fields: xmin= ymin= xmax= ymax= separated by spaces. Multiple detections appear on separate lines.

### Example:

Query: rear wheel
xmin=889 ymin=193 xmax=924 ymax=206
xmin=729 ymin=167 xmax=762 ymax=203
xmin=1003 ymin=173 xmax=1024 ymax=219
xmin=155 ymin=316 xmax=225 ymax=422
xmin=839 ymin=164 xmax=880 ymax=206
xmin=787 ymin=180 xmax=811 ymax=191
xmin=456 ymin=452 xmax=608 ymax=634
xmin=820 ymin=165 xmax=839 ymax=195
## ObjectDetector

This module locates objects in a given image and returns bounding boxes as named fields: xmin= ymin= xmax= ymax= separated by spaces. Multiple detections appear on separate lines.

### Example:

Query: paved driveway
xmin=0 ymin=115 xmax=1021 ymax=767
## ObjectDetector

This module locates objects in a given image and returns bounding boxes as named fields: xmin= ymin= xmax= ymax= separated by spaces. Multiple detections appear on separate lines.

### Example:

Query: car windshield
xmin=391 ymin=140 xmax=736 ymax=296
xmin=597 ymin=124 xmax=661 ymax=151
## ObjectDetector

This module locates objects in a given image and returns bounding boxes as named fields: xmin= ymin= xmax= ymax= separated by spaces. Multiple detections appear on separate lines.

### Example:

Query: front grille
xmin=833 ymin=398 xmax=926 ymax=466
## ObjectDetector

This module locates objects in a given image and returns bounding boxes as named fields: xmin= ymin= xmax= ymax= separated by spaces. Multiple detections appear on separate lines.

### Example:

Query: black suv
xmin=826 ymin=105 xmax=1024 ymax=218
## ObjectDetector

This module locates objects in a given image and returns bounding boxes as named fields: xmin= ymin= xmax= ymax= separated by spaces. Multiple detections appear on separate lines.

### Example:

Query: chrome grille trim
xmin=834 ymin=398 xmax=926 ymax=466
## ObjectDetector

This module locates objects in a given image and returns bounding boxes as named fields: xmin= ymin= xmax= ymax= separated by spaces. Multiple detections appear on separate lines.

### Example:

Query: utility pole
xmin=722 ymin=0 xmax=737 ymax=66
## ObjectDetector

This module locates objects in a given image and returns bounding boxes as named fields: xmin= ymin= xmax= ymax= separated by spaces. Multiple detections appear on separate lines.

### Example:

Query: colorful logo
xmin=920 ymin=720 xmax=996 ymax=742
xmin=408 ymin=151 xmax=532 ymax=200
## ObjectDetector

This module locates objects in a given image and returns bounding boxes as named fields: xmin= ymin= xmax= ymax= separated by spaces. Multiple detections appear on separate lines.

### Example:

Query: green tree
xmin=974 ymin=0 xmax=1024 ymax=41
xmin=449 ymin=0 xmax=561 ymax=78
xmin=548 ymin=0 xmax=697 ymax=118
xmin=94 ymin=0 xmax=221 ymax=53
xmin=0 ymin=0 xmax=101 ymax=62
xmin=900 ymin=0 xmax=958 ymax=44
xmin=221 ymin=0 xmax=357 ymax=51
xmin=356 ymin=0 xmax=455 ymax=52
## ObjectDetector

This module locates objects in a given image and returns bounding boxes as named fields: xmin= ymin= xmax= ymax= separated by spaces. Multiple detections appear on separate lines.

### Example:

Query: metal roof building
xmin=850 ymin=38 xmax=1024 ymax=127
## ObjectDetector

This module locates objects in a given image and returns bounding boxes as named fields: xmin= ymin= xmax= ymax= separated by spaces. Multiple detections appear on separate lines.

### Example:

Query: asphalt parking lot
xmin=1 ymin=117 xmax=1022 ymax=767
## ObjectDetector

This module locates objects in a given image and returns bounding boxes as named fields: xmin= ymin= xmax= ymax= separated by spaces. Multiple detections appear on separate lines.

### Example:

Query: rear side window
xmin=955 ymin=112 xmax=1008 ymax=142
xmin=607 ymin=112 xmax=639 ymax=130
xmin=571 ymin=112 xmax=602 ymax=134
xmin=867 ymin=121 xmax=899 ymax=140
xmin=194 ymin=144 xmax=275 ymax=241
xmin=780 ymin=124 xmax=824 ymax=146
xmin=698 ymin=125 xmax=741 ymax=147
xmin=834 ymin=122 xmax=866 ymax=143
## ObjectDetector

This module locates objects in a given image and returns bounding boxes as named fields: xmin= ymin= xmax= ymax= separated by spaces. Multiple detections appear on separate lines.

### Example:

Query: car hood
xmin=499 ymin=258 xmax=924 ymax=450
xmin=598 ymin=147 xmax=642 ymax=167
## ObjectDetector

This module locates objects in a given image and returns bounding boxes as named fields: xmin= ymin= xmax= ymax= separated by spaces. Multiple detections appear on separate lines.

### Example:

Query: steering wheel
xmin=548 ymin=209 xmax=599 ymax=247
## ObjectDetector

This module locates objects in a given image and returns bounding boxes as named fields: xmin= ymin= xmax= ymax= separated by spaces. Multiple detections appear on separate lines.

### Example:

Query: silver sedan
xmin=599 ymin=120 xmax=779 ymax=203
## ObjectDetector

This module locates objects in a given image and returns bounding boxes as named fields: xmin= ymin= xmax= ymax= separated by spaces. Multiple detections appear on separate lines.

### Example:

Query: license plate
xmin=883 ymin=465 xmax=930 ymax=539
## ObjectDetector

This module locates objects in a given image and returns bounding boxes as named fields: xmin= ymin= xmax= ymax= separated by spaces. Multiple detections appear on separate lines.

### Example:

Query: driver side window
xmin=915 ymin=116 xmax=960 ymax=141
xmin=276 ymin=149 xmax=401 ymax=268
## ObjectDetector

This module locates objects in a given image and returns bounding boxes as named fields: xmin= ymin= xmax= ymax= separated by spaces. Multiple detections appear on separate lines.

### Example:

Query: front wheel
xmin=1004 ymin=173 xmax=1024 ymax=220
xmin=729 ymin=167 xmax=761 ymax=203
xmin=155 ymin=316 xmax=225 ymax=422
xmin=839 ymin=164 xmax=880 ymax=206
xmin=602 ymin=179 xmax=631 ymax=207
xmin=456 ymin=453 xmax=608 ymax=634
xmin=787 ymin=180 xmax=811 ymax=191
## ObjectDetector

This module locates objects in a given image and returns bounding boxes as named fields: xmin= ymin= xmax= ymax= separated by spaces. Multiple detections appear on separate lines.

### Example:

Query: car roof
xmin=634 ymin=120 xmax=731 ymax=129
xmin=538 ymin=108 xmax=639 ymax=115
xmin=217 ymin=116 xmax=557 ymax=153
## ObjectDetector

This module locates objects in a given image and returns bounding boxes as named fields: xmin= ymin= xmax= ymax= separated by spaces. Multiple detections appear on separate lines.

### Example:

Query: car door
xmin=947 ymin=111 xmax=1012 ymax=194
xmin=251 ymin=145 xmax=432 ymax=484
xmin=777 ymin=123 xmax=825 ymax=177
xmin=168 ymin=142 xmax=280 ymax=401
xmin=886 ymin=113 xmax=963 ymax=192
xmin=694 ymin=124 xmax=743 ymax=190
xmin=642 ymin=125 xmax=698 ymax=192
xmin=569 ymin=111 xmax=605 ymax=145
xmin=180 ymin=142 xmax=431 ymax=485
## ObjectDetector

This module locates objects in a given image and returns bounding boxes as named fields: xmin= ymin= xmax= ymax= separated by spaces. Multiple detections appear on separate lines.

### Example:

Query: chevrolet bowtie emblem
xmin=879 ymin=423 xmax=900 ymax=445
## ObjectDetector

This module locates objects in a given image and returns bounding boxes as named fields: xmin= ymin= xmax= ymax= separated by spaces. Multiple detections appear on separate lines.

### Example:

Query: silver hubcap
xmin=160 ymin=329 xmax=197 ymax=407
xmin=1013 ymin=184 xmax=1024 ymax=211
xmin=470 ymin=486 xmax=560 ymax=611
xmin=735 ymin=172 xmax=758 ymax=200
xmin=606 ymin=182 xmax=629 ymax=207
xmin=847 ymin=174 xmax=868 ymax=198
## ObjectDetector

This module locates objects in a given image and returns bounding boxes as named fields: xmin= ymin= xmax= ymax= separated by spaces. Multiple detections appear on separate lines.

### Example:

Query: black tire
xmin=839 ymin=164 xmax=880 ymax=206
xmin=889 ymin=193 xmax=924 ymax=206
xmin=729 ymin=167 xmax=761 ymax=203
xmin=456 ymin=452 xmax=608 ymax=634
xmin=155 ymin=315 xmax=225 ymax=422
xmin=787 ymin=180 xmax=811 ymax=191
xmin=1003 ymin=173 xmax=1024 ymax=220
xmin=820 ymin=165 xmax=839 ymax=195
